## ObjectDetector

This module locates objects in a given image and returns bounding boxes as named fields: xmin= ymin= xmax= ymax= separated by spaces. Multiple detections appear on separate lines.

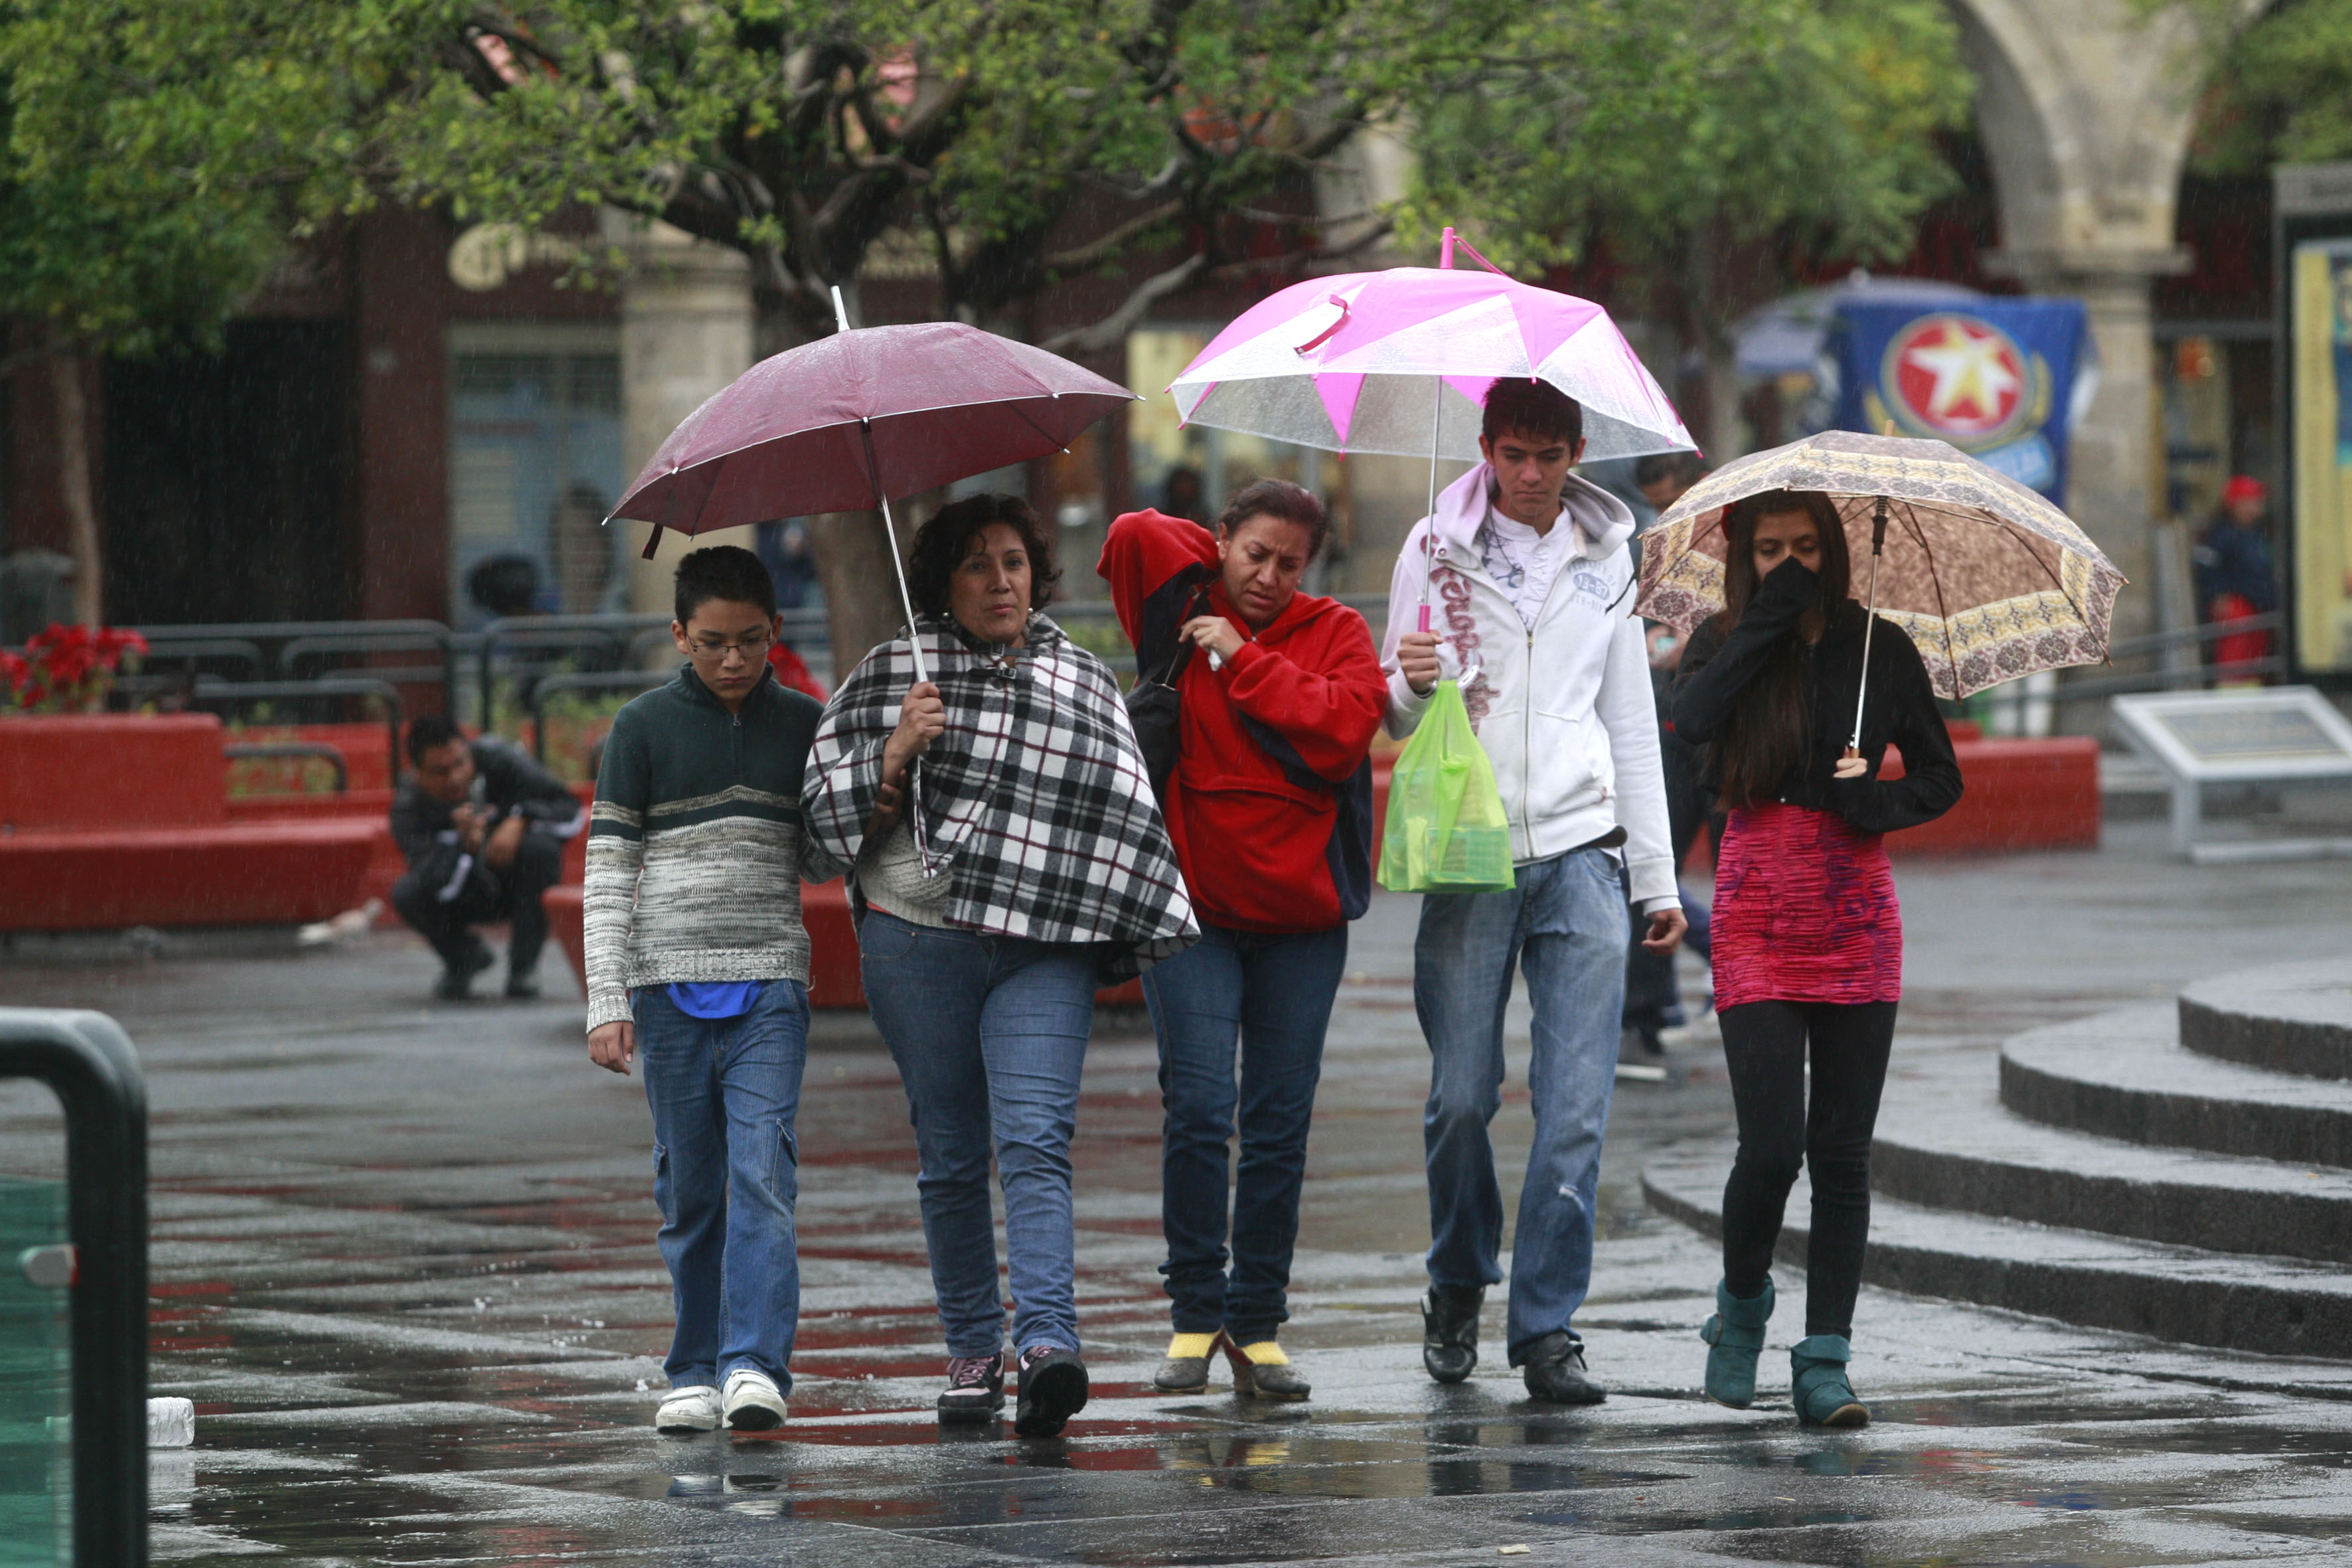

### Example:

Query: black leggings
xmin=1717 ymin=999 xmax=1897 ymax=1339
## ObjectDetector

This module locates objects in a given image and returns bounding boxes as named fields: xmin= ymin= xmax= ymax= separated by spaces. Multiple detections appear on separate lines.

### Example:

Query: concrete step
xmin=2179 ymin=959 xmax=2352 ymax=1081
xmin=2001 ymin=1004 xmax=2352 ymax=1168
xmin=1643 ymin=1145 xmax=2352 ymax=1360
xmin=1873 ymin=1040 xmax=2352 ymax=1265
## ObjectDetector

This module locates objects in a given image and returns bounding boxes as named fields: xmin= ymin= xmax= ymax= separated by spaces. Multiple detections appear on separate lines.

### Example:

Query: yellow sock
xmin=1166 ymin=1332 xmax=1218 ymax=1360
xmin=1237 ymin=1340 xmax=1287 ymax=1366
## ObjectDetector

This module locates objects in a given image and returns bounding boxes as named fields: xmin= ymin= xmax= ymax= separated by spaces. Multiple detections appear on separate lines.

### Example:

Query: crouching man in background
xmin=390 ymin=714 xmax=582 ymax=1000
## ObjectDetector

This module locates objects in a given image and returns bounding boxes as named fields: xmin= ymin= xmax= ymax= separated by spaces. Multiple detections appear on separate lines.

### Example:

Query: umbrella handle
xmin=1847 ymin=497 xmax=1889 ymax=753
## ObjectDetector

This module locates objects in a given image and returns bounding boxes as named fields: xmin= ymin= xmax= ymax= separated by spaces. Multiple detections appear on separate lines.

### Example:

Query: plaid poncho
xmin=803 ymin=613 xmax=1197 ymax=980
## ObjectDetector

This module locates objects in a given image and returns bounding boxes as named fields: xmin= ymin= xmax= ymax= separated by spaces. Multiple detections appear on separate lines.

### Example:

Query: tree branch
xmin=1038 ymin=252 xmax=1208 ymax=354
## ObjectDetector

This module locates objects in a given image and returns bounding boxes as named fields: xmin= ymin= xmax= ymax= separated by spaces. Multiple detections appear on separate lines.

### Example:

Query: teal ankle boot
xmin=1697 ymin=1277 xmax=1774 ymax=1408
xmin=1790 ymin=1335 xmax=1869 ymax=1427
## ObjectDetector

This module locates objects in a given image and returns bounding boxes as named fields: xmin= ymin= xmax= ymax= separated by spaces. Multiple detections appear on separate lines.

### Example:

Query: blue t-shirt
xmin=663 ymin=980 xmax=765 ymax=1020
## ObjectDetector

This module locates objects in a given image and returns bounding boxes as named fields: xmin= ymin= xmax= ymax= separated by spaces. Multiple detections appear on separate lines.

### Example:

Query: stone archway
xmin=1944 ymin=0 xmax=2262 ymax=641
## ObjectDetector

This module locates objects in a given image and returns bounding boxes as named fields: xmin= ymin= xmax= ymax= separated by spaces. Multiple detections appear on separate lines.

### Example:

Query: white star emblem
xmin=1904 ymin=322 xmax=2020 ymax=425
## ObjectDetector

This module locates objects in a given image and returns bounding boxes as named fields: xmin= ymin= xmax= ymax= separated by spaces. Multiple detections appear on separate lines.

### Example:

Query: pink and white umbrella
xmin=1169 ymin=230 xmax=1692 ymax=464
xmin=1170 ymin=229 xmax=1693 ymax=627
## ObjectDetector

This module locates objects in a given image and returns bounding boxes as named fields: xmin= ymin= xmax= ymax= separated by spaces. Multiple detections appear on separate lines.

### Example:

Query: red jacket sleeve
xmin=1099 ymin=509 xmax=1218 ymax=646
xmin=1220 ymin=609 xmax=1387 ymax=783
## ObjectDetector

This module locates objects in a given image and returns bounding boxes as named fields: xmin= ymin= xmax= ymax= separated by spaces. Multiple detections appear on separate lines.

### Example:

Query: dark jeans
xmin=1717 ymin=999 xmax=1897 ymax=1339
xmin=637 ymin=980 xmax=809 ymax=1392
xmin=1142 ymin=921 xmax=1347 ymax=1343
xmin=858 ymin=911 xmax=1098 ymax=1358
xmin=389 ymin=830 xmax=563 ymax=980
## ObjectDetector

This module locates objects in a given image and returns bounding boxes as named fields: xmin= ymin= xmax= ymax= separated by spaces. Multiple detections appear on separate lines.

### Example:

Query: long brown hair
xmin=1704 ymin=489 xmax=1853 ymax=808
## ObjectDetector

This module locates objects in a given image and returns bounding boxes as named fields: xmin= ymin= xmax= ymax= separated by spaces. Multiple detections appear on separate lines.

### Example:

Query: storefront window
xmin=447 ymin=325 xmax=625 ymax=626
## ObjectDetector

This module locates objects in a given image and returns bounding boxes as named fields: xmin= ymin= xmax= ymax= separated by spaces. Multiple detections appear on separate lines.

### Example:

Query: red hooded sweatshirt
xmin=1099 ymin=509 xmax=1386 ymax=933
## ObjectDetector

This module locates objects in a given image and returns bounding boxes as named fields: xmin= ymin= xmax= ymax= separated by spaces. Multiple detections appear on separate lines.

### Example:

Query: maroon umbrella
xmin=609 ymin=303 xmax=1134 ymax=682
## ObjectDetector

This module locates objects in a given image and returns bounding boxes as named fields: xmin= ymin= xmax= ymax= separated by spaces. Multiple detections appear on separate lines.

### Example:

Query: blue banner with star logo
xmin=1829 ymin=299 xmax=2090 ymax=501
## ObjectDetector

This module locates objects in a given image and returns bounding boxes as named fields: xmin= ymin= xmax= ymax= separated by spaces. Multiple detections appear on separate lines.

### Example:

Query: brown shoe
xmin=1223 ymin=1337 xmax=1310 ymax=1402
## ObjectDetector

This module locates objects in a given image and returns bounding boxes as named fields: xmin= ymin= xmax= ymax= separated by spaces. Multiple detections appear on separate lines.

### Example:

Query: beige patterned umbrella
xmin=1635 ymin=430 xmax=2125 ymax=710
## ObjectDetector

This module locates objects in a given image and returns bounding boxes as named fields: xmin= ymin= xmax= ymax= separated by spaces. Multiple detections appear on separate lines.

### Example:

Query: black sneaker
xmin=1520 ymin=1331 xmax=1607 ymax=1405
xmin=504 ymin=970 xmax=542 ymax=1000
xmin=1013 ymin=1346 xmax=1089 ymax=1438
xmin=937 ymin=1351 xmax=1006 ymax=1425
xmin=1421 ymin=1285 xmax=1482 ymax=1384
xmin=434 ymin=937 xmax=496 ymax=1000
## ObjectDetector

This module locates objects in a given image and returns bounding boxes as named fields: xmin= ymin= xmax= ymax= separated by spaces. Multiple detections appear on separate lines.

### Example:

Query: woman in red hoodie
xmin=1100 ymin=479 xmax=1386 ymax=1403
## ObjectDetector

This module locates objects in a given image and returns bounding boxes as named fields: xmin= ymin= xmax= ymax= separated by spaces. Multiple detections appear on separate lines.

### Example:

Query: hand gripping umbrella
xmin=607 ymin=291 xmax=1138 ymax=858
xmin=1634 ymin=429 xmax=2127 ymax=744
xmin=1168 ymin=228 xmax=1695 ymax=631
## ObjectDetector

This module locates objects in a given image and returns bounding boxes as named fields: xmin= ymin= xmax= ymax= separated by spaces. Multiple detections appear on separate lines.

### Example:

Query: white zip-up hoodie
xmin=1379 ymin=463 xmax=1679 ymax=913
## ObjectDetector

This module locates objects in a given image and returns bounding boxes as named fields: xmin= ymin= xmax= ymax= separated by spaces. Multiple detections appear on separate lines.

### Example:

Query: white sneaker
xmin=722 ymin=1368 xmax=787 ymax=1431
xmin=655 ymin=1384 xmax=722 ymax=1433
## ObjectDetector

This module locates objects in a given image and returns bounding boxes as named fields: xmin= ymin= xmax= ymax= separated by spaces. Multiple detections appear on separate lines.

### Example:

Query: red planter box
xmin=1884 ymin=738 xmax=2100 ymax=856
xmin=0 ymin=821 xmax=374 ymax=931
xmin=0 ymin=714 xmax=376 ymax=930
xmin=1 ymin=714 xmax=226 ymax=830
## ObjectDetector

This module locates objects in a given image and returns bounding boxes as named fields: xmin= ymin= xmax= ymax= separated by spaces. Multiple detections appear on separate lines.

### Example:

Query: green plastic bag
xmin=1378 ymin=679 xmax=1516 ymax=894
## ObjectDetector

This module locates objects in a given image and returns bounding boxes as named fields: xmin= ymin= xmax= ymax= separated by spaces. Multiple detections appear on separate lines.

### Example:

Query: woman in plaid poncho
xmin=803 ymin=494 xmax=1196 ymax=1438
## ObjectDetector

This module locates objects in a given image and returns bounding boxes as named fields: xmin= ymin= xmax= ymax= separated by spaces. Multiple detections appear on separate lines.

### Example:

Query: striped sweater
xmin=584 ymin=665 xmax=832 ymax=1031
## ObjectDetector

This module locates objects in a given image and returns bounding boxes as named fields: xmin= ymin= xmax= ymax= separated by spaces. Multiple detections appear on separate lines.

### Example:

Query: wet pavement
xmin=2 ymin=816 xmax=2351 ymax=1564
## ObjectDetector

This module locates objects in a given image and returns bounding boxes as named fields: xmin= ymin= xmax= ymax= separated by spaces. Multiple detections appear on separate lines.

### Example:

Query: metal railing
xmin=191 ymin=677 xmax=404 ymax=785
xmin=527 ymin=670 xmax=674 ymax=763
xmin=473 ymin=614 xmax=666 ymax=730
xmin=0 ymin=1009 xmax=149 ymax=1568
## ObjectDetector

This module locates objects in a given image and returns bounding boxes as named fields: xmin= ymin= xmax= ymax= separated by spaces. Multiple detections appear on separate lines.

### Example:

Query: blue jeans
xmin=1415 ymin=846 xmax=1627 ymax=1364
xmin=1142 ymin=921 xmax=1347 ymax=1343
xmin=636 ymin=980 xmax=810 ymax=1392
xmin=859 ymin=911 xmax=1097 ymax=1358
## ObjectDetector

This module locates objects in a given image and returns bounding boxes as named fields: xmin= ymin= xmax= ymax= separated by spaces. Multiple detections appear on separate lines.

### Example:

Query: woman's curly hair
xmin=907 ymin=493 xmax=1060 ymax=621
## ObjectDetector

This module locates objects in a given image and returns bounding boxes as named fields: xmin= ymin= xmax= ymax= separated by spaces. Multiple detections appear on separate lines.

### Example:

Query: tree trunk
xmin=50 ymin=350 xmax=101 ymax=629
xmin=1701 ymin=330 xmax=1743 ymax=466
xmin=808 ymin=509 xmax=915 ymax=681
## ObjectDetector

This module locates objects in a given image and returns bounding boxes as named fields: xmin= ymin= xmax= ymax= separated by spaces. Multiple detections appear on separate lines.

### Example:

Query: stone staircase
xmin=1644 ymin=960 xmax=2352 ymax=1358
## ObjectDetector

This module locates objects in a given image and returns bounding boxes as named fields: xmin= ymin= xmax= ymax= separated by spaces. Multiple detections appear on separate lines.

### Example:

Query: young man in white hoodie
xmin=1383 ymin=377 xmax=1687 ymax=1404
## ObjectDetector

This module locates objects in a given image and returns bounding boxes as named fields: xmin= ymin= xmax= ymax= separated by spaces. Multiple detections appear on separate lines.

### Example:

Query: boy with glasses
xmin=584 ymin=544 xmax=828 ymax=1434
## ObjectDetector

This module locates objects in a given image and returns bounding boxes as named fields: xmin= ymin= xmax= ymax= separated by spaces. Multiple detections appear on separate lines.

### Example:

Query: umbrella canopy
xmin=608 ymin=321 xmax=1137 ymax=534
xmin=1168 ymin=263 xmax=1693 ymax=462
xmin=1635 ymin=430 xmax=2124 ymax=700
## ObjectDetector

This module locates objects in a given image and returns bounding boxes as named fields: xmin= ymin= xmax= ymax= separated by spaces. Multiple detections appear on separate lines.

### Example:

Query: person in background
xmin=1635 ymin=452 xmax=1709 ymax=520
xmin=390 ymin=714 xmax=581 ymax=1001
xmin=583 ymin=544 xmax=828 ymax=1436
xmin=1624 ymin=451 xmax=1716 ymax=1057
xmin=1670 ymin=489 xmax=1961 ymax=1429
xmin=2193 ymin=475 xmax=2278 ymax=684
xmin=1382 ymin=377 xmax=1686 ymax=1406
xmin=803 ymin=494 xmax=1196 ymax=1439
xmin=1162 ymin=467 xmax=1208 ymax=526
xmin=1099 ymin=480 xmax=1385 ymax=1404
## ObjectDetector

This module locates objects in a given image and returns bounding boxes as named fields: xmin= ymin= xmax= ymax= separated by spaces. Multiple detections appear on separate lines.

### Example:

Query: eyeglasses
xmin=688 ymin=633 xmax=773 ymax=661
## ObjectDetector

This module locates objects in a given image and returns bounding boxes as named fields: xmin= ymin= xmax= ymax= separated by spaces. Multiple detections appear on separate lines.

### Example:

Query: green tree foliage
xmin=2178 ymin=0 xmax=2352 ymax=176
xmin=0 ymin=0 xmax=368 ymax=357
xmin=0 ymin=0 xmax=378 ymax=620
xmin=1403 ymin=0 xmax=1972 ymax=453
xmin=331 ymin=0 xmax=1494 ymax=351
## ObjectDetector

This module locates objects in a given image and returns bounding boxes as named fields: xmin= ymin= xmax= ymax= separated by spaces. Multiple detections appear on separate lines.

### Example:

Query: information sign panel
xmin=2113 ymin=687 xmax=2352 ymax=858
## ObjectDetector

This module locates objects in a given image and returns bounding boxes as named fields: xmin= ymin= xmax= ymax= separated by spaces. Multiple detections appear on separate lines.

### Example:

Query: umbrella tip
xmin=1441 ymin=226 xmax=1456 ymax=270
xmin=831 ymin=285 xmax=851 ymax=333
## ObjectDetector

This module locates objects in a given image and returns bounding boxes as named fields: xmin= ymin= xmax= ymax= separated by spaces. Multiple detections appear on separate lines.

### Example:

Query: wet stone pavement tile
xmin=1 ymin=819 xmax=2351 ymax=1562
